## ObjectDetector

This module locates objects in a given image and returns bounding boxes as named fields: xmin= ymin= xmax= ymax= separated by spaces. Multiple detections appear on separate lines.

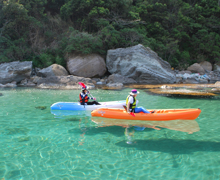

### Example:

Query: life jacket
xmin=79 ymin=93 xmax=89 ymax=104
xmin=126 ymin=95 xmax=136 ymax=110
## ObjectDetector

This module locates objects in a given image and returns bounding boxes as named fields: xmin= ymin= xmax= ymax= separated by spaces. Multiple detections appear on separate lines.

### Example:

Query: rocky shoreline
xmin=1 ymin=44 xmax=220 ymax=97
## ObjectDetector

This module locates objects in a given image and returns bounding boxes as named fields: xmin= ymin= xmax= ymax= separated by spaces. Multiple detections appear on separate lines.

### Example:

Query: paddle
xmin=123 ymin=105 xmax=135 ymax=117
xmin=78 ymin=82 xmax=95 ymax=99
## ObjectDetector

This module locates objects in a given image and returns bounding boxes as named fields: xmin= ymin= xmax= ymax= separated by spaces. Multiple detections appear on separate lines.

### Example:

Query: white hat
xmin=130 ymin=89 xmax=140 ymax=95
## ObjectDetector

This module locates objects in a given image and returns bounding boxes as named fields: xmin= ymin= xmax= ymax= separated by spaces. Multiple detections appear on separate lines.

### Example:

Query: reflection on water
xmin=91 ymin=117 xmax=200 ymax=134
xmin=91 ymin=117 xmax=200 ymax=145
xmin=51 ymin=109 xmax=91 ymax=117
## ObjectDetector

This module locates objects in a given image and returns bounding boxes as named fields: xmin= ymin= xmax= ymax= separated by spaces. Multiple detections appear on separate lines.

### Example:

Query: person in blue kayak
xmin=79 ymin=86 xmax=100 ymax=105
xmin=126 ymin=89 xmax=153 ymax=114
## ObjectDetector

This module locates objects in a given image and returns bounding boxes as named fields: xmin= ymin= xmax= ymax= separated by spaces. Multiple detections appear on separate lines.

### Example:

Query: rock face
xmin=106 ymin=44 xmax=176 ymax=84
xmin=67 ymin=54 xmax=106 ymax=78
xmin=106 ymin=74 xmax=137 ymax=84
xmin=187 ymin=63 xmax=205 ymax=74
xmin=0 ymin=61 xmax=32 ymax=84
xmin=37 ymin=64 xmax=68 ymax=77
xmin=37 ymin=75 xmax=95 ymax=89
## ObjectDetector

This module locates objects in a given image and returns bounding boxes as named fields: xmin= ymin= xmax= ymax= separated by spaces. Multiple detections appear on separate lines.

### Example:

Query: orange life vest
xmin=79 ymin=93 xmax=89 ymax=104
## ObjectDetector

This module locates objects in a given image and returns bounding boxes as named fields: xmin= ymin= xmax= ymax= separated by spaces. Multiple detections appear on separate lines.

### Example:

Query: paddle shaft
xmin=88 ymin=91 xmax=94 ymax=99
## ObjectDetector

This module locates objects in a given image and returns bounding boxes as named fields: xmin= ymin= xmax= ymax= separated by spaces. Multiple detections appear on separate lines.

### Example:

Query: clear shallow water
xmin=0 ymin=87 xmax=220 ymax=180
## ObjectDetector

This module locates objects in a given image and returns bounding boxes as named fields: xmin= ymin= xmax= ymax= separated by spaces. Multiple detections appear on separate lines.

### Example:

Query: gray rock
xmin=37 ymin=64 xmax=68 ymax=77
xmin=67 ymin=54 xmax=106 ymax=78
xmin=187 ymin=63 xmax=205 ymax=75
xmin=106 ymin=74 xmax=137 ymax=84
xmin=183 ymin=78 xmax=199 ymax=84
xmin=198 ymin=78 xmax=208 ymax=84
xmin=178 ymin=70 xmax=192 ymax=75
xmin=19 ymin=79 xmax=36 ymax=87
xmin=213 ymin=63 xmax=220 ymax=72
xmin=106 ymin=44 xmax=176 ymax=84
xmin=37 ymin=75 xmax=95 ymax=89
xmin=30 ymin=76 xmax=42 ymax=84
xmin=106 ymin=83 xmax=123 ymax=89
xmin=0 ymin=61 xmax=32 ymax=84
xmin=0 ymin=81 xmax=17 ymax=88
xmin=200 ymin=61 xmax=212 ymax=71
xmin=175 ymin=77 xmax=183 ymax=83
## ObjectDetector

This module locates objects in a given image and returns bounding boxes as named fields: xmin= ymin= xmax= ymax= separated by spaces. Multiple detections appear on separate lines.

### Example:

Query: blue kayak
xmin=50 ymin=100 xmax=126 ymax=111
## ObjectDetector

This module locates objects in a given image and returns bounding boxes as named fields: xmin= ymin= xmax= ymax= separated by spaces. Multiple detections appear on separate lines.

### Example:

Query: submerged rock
xmin=35 ymin=106 xmax=47 ymax=110
xmin=148 ymin=88 xmax=216 ymax=97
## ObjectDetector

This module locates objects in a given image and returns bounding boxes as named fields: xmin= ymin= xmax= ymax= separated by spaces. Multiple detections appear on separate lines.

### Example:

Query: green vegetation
xmin=0 ymin=0 xmax=220 ymax=69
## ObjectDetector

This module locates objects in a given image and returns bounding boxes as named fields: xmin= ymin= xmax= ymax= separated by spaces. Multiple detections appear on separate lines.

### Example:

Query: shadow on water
xmin=115 ymin=139 xmax=220 ymax=155
xmin=165 ymin=95 xmax=220 ymax=100
xmin=69 ymin=125 xmax=156 ymax=137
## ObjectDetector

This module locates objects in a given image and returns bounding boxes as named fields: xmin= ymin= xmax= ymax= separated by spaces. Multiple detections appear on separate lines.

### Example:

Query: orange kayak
xmin=91 ymin=108 xmax=201 ymax=121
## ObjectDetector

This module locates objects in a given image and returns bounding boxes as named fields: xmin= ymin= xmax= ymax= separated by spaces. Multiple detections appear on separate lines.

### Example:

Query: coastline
xmin=1 ymin=82 xmax=220 ymax=97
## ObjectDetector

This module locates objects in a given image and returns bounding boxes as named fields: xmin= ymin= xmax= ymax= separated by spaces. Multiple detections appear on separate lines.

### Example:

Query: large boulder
xmin=187 ymin=63 xmax=205 ymax=75
xmin=199 ymin=61 xmax=212 ymax=71
xmin=213 ymin=62 xmax=220 ymax=72
xmin=37 ymin=75 xmax=95 ymax=89
xmin=106 ymin=74 xmax=137 ymax=84
xmin=37 ymin=64 xmax=68 ymax=77
xmin=67 ymin=54 xmax=106 ymax=78
xmin=0 ymin=61 xmax=32 ymax=84
xmin=106 ymin=44 xmax=176 ymax=84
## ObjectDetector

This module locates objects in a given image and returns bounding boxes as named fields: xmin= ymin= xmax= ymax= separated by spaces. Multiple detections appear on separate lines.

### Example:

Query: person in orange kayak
xmin=126 ymin=89 xmax=153 ymax=113
xmin=79 ymin=86 xmax=100 ymax=105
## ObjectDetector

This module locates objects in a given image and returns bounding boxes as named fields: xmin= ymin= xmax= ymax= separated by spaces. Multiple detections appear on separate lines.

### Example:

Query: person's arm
xmin=127 ymin=101 xmax=131 ymax=112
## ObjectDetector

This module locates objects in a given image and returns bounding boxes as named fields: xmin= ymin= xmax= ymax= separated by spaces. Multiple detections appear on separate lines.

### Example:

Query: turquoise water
xmin=0 ymin=87 xmax=220 ymax=180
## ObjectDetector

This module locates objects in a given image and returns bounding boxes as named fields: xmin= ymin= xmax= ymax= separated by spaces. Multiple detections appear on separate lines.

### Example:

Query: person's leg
xmin=134 ymin=107 xmax=151 ymax=114
xmin=87 ymin=101 xmax=101 ymax=105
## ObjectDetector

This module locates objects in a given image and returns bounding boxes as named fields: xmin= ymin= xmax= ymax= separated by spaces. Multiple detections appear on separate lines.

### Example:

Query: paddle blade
xmin=78 ymin=82 xmax=86 ymax=88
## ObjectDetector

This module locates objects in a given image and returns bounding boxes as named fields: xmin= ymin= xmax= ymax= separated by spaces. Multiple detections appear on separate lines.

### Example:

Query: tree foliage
xmin=0 ymin=0 xmax=220 ymax=68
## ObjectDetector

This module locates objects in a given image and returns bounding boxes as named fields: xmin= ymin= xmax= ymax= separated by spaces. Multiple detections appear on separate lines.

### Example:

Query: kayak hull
xmin=91 ymin=108 xmax=201 ymax=121
xmin=50 ymin=101 xmax=126 ymax=111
